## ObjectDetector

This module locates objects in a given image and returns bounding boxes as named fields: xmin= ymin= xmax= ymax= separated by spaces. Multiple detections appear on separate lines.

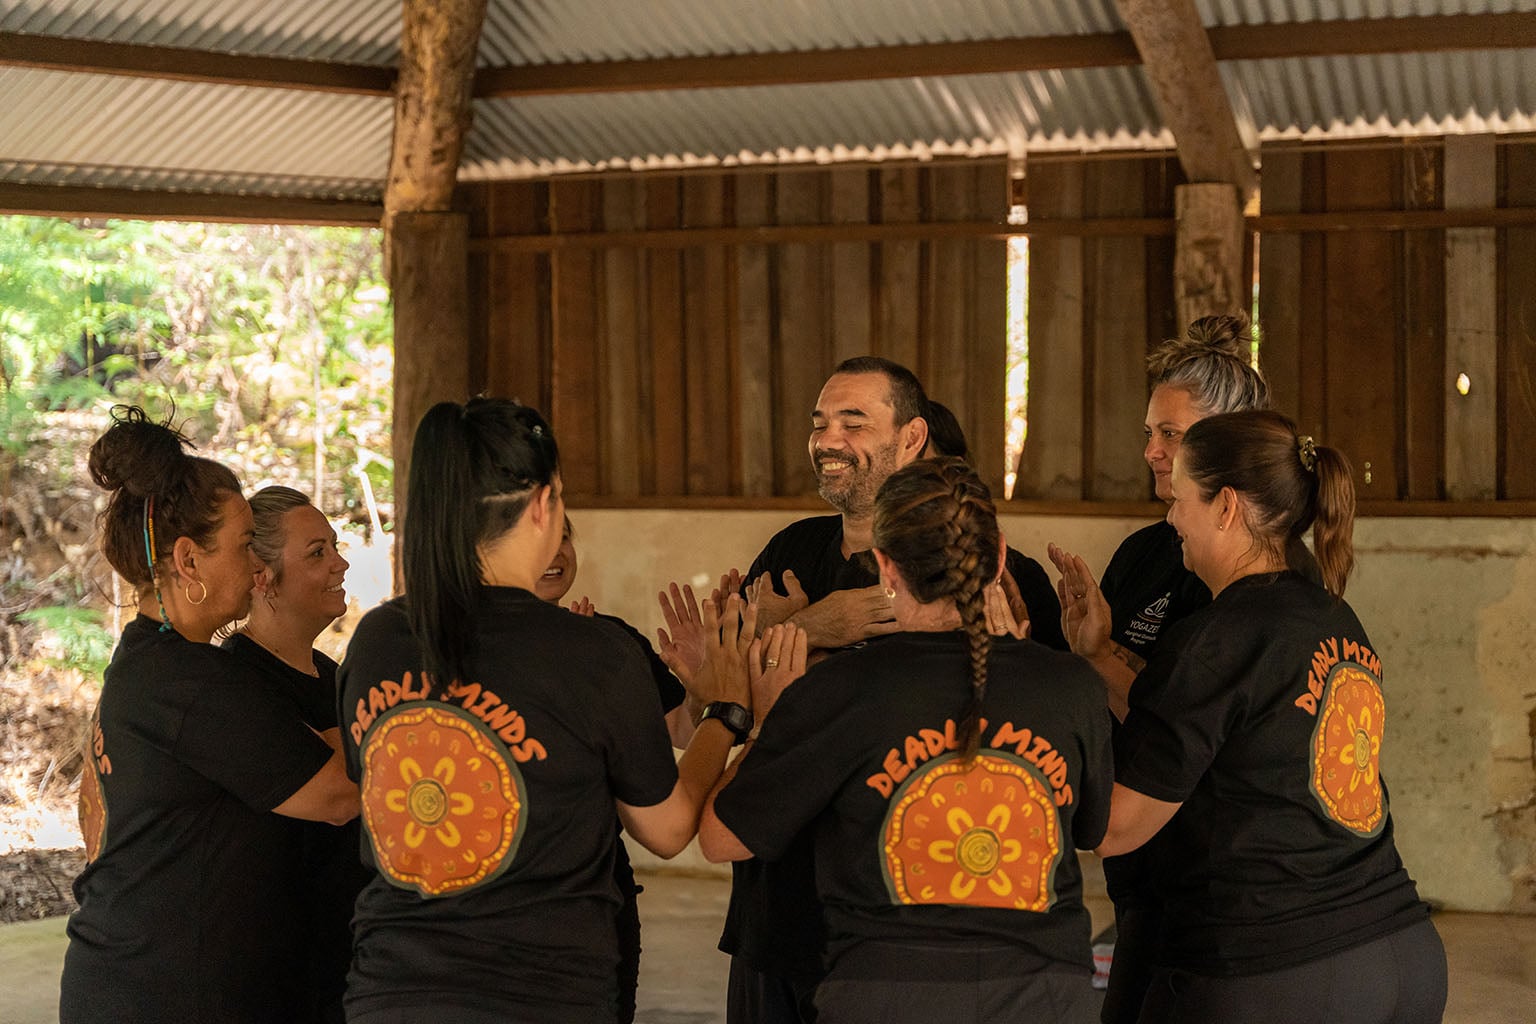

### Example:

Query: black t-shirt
xmin=598 ymin=611 xmax=686 ymax=715
xmin=337 ymin=588 xmax=680 ymax=1020
xmin=1115 ymin=571 xmax=1429 ymax=975
xmin=726 ymin=515 xmax=1068 ymax=979
xmin=62 ymin=616 xmax=335 ymax=1024
xmin=222 ymin=634 xmax=369 ymax=1024
xmin=715 ymin=632 xmax=1111 ymax=972
xmin=1096 ymin=519 xmax=1211 ymax=903
xmin=1099 ymin=520 xmax=1211 ymax=655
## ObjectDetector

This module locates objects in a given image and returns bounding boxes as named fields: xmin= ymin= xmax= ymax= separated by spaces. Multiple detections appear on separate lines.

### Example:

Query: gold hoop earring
xmin=185 ymin=580 xmax=208 ymax=605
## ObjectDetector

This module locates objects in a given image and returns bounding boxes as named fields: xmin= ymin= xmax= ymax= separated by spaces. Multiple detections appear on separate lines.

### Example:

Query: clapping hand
xmin=1047 ymin=543 xmax=1111 ymax=658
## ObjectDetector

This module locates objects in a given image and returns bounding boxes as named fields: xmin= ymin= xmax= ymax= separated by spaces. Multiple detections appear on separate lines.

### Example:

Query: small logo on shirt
xmin=1123 ymin=592 xmax=1172 ymax=647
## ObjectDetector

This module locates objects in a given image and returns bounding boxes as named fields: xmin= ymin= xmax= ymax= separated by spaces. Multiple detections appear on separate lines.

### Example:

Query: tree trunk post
xmin=1174 ymin=182 xmax=1246 ymax=328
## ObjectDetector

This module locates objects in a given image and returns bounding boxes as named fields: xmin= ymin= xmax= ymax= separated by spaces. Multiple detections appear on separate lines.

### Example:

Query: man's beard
xmin=815 ymin=440 xmax=901 ymax=516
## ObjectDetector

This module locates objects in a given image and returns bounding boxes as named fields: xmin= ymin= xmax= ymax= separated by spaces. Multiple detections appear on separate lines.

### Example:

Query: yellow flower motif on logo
xmin=882 ymin=752 xmax=1062 ymax=912
xmin=1308 ymin=664 xmax=1387 ymax=837
xmin=362 ymin=704 xmax=525 ymax=897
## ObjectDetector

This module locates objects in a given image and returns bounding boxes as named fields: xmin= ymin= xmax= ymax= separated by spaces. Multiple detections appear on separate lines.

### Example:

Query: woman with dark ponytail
xmin=1096 ymin=411 xmax=1446 ymax=1023
xmin=62 ymin=406 xmax=358 ymax=1024
xmin=336 ymin=398 xmax=751 ymax=1024
xmin=701 ymin=458 xmax=1112 ymax=1024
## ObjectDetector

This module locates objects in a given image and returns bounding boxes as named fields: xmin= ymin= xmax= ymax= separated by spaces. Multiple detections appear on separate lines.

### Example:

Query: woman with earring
xmin=222 ymin=485 xmax=367 ymax=1024
xmin=700 ymin=457 xmax=1112 ymax=1024
xmin=62 ymin=407 xmax=358 ymax=1024
xmin=337 ymin=398 xmax=752 ymax=1024
xmin=1047 ymin=314 xmax=1270 ymax=1023
xmin=1095 ymin=411 xmax=1446 ymax=1023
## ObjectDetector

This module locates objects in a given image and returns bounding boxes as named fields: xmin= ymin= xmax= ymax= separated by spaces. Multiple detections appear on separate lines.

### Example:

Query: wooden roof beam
xmin=0 ymin=181 xmax=382 ymax=224
xmin=0 ymin=31 xmax=394 ymax=95
xmin=1115 ymin=0 xmax=1257 ymax=198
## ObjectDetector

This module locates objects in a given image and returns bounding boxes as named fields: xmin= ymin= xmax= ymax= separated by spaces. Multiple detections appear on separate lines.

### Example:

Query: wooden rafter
xmin=2 ymin=13 xmax=1530 ymax=99
xmin=0 ymin=31 xmax=393 ymax=95
xmin=1115 ymin=0 xmax=1257 ymax=196
xmin=0 ymin=181 xmax=381 ymax=224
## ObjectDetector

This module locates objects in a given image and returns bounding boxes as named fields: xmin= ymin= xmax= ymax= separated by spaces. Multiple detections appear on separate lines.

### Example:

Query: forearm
xmin=698 ymin=739 xmax=756 ymax=862
xmin=1085 ymin=643 xmax=1142 ymax=721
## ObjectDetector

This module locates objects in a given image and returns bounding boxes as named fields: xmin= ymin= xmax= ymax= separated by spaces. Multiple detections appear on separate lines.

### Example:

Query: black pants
xmin=1101 ymin=903 xmax=1160 ymax=1024
xmin=813 ymin=940 xmax=1097 ymax=1024
xmin=727 ymin=957 xmax=820 ymax=1024
xmin=1136 ymin=918 xmax=1447 ymax=1024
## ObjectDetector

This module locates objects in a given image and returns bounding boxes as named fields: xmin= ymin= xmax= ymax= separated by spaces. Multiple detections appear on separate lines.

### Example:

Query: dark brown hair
xmin=1147 ymin=313 xmax=1270 ymax=415
xmin=833 ymin=356 xmax=930 ymax=427
xmin=1180 ymin=410 xmax=1356 ymax=597
xmin=88 ymin=405 xmax=241 ymax=593
xmin=873 ymin=457 xmax=999 ymax=757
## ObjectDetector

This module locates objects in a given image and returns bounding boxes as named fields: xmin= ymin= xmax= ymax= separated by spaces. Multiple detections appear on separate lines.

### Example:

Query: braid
xmin=874 ymin=457 xmax=999 ymax=760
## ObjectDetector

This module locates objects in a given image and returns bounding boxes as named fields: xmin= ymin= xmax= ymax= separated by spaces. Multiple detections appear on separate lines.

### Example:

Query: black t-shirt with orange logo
xmin=337 ymin=588 xmax=679 ymax=1021
xmin=714 ymin=631 xmax=1112 ymax=973
xmin=62 ymin=615 xmax=335 ymax=1024
xmin=1115 ymin=571 xmax=1430 ymax=976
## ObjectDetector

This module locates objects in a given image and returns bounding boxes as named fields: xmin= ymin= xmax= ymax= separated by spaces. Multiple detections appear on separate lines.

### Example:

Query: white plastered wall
xmin=571 ymin=508 xmax=1536 ymax=914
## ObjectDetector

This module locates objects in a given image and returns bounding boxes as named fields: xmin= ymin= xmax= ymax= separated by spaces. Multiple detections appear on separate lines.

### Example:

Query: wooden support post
xmin=1174 ymin=182 xmax=1245 ymax=326
xmin=1443 ymin=136 xmax=1498 ymax=500
xmin=1115 ymin=0 xmax=1257 ymax=200
xmin=384 ymin=0 xmax=488 ymax=590
xmin=390 ymin=211 xmax=472 ymax=506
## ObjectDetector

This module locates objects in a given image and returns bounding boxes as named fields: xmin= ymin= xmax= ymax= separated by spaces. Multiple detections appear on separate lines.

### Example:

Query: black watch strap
xmin=699 ymin=701 xmax=754 ymax=743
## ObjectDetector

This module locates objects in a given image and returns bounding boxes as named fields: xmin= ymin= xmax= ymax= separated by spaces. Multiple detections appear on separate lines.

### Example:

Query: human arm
xmin=745 ymin=569 xmax=809 ymax=633
xmin=698 ymin=624 xmax=809 ymax=862
xmin=273 ymin=732 xmax=360 ymax=826
xmin=618 ymin=595 xmax=757 ymax=858
xmin=1094 ymin=783 xmax=1182 ymax=857
xmin=781 ymin=582 xmax=897 ymax=650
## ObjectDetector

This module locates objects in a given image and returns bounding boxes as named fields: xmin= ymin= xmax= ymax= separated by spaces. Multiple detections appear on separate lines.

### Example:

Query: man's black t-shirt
xmin=222 ymin=634 xmax=369 ymax=1024
xmin=337 ymin=588 xmax=679 ymax=1021
xmin=1115 ymin=572 xmax=1429 ymax=975
xmin=726 ymin=515 xmax=1067 ymax=979
xmin=715 ymin=632 xmax=1111 ymax=972
xmin=62 ymin=616 xmax=334 ymax=1024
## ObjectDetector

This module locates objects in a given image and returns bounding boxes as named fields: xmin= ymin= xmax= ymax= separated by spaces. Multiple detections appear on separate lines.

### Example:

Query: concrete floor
xmin=4 ymin=872 xmax=1533 ymax=1023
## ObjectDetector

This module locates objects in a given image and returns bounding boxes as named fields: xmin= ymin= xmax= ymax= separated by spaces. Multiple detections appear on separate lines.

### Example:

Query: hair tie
xmin=142 ymin=497 xmax=173 ymax=632
xmin=1297 ymin=435 xmax=1318 ymax=473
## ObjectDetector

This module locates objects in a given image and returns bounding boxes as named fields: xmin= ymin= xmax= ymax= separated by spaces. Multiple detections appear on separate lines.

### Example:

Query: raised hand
xmin=984 ymin=574 xmax=1030 ymax=639
xmin=657 ymin=582 xmax=709 ymax=685
xmin=745 ymin=570 xmax=809 ymax=633
xmin=568 ymin=596 xmax=596 ymax=617
xmin=748 ymin=622 xmax=808 ymax=724
xmin=1047 ymin=543 xmax=1111 ymax=659
xmin=688 ymin=593 xmax=755 ymax=709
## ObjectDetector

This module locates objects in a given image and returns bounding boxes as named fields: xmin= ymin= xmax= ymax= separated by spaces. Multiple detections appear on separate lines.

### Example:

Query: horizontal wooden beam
xmin=0 ymin=31 xmax=395 ymax=95
xmin=0 ymin=181 xmax=383 ymax=225
xmin=565 ymin=494 xmax=1536 ymax=518
xmin=1209 ymin=12 xmax=1536 ymax=61
xmin=473 ymin=13 xmax=1536 ymax=99
xmin=471 ymin=217 xmax=1176 ymax=252
xmin=6 ymin=12 xmax=1529 ymax=99
xmin=473 ymin=33 xmax=1140 ymax=98
xmin=468 ymin=204 xmax=1536 ymax=252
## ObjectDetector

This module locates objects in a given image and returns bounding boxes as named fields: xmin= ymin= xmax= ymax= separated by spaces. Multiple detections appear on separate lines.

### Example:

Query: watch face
xmin=707 ymin=701 xmax=752 ymax=737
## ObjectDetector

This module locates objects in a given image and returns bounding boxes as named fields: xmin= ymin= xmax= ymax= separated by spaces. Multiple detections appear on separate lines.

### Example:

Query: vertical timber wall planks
xmin=461 ymin=143 xmax=1530 ymax=508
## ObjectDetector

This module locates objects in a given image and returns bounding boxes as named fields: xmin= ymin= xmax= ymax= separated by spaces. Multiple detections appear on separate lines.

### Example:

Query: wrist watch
xmin=699 ymin=701 xmax=754 ymax=743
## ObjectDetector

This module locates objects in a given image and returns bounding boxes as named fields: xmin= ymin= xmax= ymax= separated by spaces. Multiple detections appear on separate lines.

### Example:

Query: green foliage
xmin=16 ymin=606 xmax=115 ymax=677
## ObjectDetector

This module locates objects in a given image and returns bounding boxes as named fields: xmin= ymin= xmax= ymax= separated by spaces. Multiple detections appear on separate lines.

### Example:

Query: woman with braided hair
xmin=701 ymin=457 xmax=1112 ymax=1024
xmin=63 ymin=406 xmax=358 ymax=1024
xmin=1095 ymin=411 xmax=1445 ymax=1023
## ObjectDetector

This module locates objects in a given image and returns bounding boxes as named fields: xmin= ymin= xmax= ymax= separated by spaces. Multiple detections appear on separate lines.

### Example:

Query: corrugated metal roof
xmin=0 ymin=0 xmax=1534 ymax=202
xmin=461 ymin=68 xmax=1170 ymax=179
xmin=0 ymin=67 xmax=391 ymax=198
xmin=0 ymin=0 xmax=401 ymax=65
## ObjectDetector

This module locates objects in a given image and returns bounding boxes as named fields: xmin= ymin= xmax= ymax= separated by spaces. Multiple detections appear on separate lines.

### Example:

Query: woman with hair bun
xmin=701 ymin=457 xmax=1112 ymax=1024
xmin=337 ymin=397 xmax=750 ymax=1024
xmin=62 ymin=407 xmax=359 ymax=1024
xmin=1047 ymin=313 xmax=1270 ymax=1023
xmin=1096 ymin=410 xmax=1446 ymax=1023
xmin=221 ymin=485 xmax=366 ymax=1024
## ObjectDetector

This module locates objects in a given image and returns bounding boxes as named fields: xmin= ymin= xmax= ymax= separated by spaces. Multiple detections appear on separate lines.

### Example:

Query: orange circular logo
xmin=361 ymin=704 xmax=525 ymax=897
xmin=1309 ymin=664 xmax=1387 ymax=837
xmin=881 ymin=753 xmax=1062 ymax=911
